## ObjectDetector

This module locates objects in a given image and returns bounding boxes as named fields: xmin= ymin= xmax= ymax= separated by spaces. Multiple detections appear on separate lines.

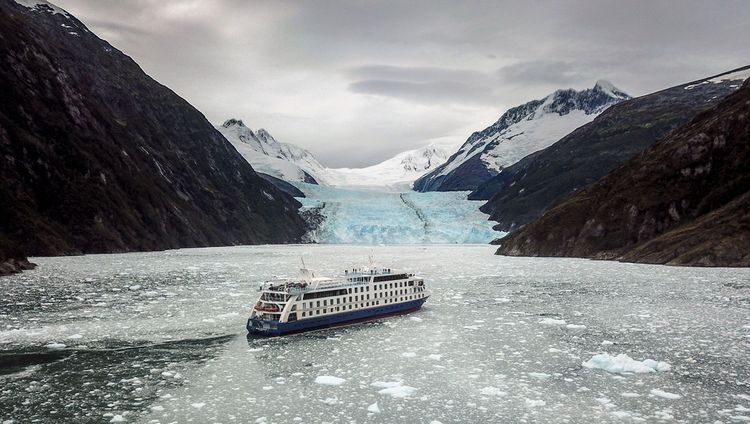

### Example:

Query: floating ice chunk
xmin=528 ymin=372 xmax=551 ymax=379
xmin=566 ymin=324 xmax=586 ymax=329
xmin=402 ymin=352 xmax=417 ymax=358
xmin=582 ymin=353 xmax=671 ymax=374
xmin=427 ymin=354 xmax=442 ymax=361
xmin=620 ymin=392 xmax=641 ymax=398
xmin=128 ymin=285 xmax=141 ymax=291
xmin=479 ymin=386 xmax=507 ymax=396
xmin=314 ymin=376 xmax=346 ymax=386
xmin=66 ymin=334 xmax=83 ymax=340
xmin=650 ymin=389 xmax=681 ymax=399
xmin=378 ymin=385 xmax=417 ymax=398
xmin=539 ymin=318 xmax=566 ymax=325
xmin=109 ymin=415 xmax=125 ymax=423
xmin=602 ymin=340 xmax=615 ymax=346
xmin=190 ymin=402 xmax=206 ymax=408
xmin=410 ymin=317 xmax=423 ymax=322
xmin=321 ymin=397 xmax=338 ymax=405
xmin=525 ymin=399 xmax=546 ymax=407
xmin=367 ymin=402 xmax=381 ymax=413
xmin=150 ymin=405 xmax=164 ymax=411
xmin=45 ymin=342 xmax=66 ymax=349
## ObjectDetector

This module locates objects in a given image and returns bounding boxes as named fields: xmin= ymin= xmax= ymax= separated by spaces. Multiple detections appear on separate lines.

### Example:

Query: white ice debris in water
xmin=602 ymin=340 xmax=615 ymax=346
xmin=566 ymin=324 xmax=586 ymax=329
xmin=410 ymin=317 xmax=423 ymax=322
xmin=528 ymin=372 xmax=551 ymax=379
xmin=402 ymin=352 xmax=417 ymax=358
xmin=190 ymin=402 xmax=206 ymax=409
xmin=650 ymin=389 xmax=682 ymax=399
xmin=479 ymin=386 xmax=508 ymax=397
xmin=109 ymin=415 xmax=125 ymax=423
xmin=539 ymin=318 xmax=566 ymax=325
xmin=314 ymin=376 xmax=346 ymax=386
xmin=367 ymin=402 xmax=381 ymax=413
xmin=372 ymin=381 xmax=417 ymax=398
xmin=525 ymin=399 xmax=546 ymax=407
xmin=45 ymin=342 xmax=66 ymax=349
xmin=582 ymin=353 xmax=671 ymax=374
xmin=427 ymin=354 xmax=442 ymax=360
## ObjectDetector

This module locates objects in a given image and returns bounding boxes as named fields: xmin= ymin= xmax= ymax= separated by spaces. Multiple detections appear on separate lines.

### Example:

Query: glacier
xmin=294 ymin=183 xmax=499 ymax=244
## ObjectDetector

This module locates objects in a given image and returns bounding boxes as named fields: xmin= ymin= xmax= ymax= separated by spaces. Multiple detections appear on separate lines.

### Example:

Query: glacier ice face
xmin=295 ymin=183 xmax=500 ymax=244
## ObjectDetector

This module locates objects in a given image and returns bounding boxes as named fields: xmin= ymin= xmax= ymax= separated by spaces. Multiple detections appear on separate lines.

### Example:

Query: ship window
xmin=366 ymin=286 xmax=370 ymax=292
xmin=324 ymin=309 xmax=327 ymax=313
xmin=317 ymin=301 xmax=320 ymax=307
xmin=323 ymin=299 xmax=327 ymax=306
xmin=336 ymin=307 xmax=340 ymax=311
xmin=337 ymin=298 xmax=340 ymax=304
xmin=291 ymin=305 xmax=296 ymax=311
xmin=302 ymin=312 xmax=305 ymax=317
xmin=348 ymin=288 xmax=351 ymax=294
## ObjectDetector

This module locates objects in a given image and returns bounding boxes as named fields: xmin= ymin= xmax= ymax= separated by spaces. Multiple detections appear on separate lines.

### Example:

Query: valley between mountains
xmin=1 ymin=0 xmax=749 ymax=272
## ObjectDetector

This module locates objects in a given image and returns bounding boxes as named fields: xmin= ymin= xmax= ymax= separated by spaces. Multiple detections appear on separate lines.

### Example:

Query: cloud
xmin=347 ymin=65 xmax=502 ymax=106
xmin=497 ymin=61 xmax=590 ymax=87
xmin=54 ymin=0 xmax=750 ymax=167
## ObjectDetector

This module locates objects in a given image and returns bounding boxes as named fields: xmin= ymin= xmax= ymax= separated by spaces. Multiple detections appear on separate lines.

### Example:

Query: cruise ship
xmin=247 ymin=265 xmax=429 ymax=336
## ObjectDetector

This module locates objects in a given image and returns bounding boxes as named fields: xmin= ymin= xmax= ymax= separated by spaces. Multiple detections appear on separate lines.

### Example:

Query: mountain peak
xmin=594 ymin=79 xmax=629 ymax=99
xmin=14 ymin=0 xmax=68 ymax=16
xmin=222 ymin=118 xmax=245 ymax=128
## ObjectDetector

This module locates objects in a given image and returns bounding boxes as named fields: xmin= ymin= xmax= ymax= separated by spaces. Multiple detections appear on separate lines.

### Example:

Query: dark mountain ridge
xmin=476 ymin=65 xmax=750 ymax=233
xmin=0 ymin=1 xmax=307 ymax=274
xmin=496 ymin=78 xmax=750 ymax=266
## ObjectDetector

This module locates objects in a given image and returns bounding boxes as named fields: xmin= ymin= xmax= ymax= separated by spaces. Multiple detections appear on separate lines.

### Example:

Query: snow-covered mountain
xmin=219 ymin=118 xmax=448 ymax=190
xmin=324 ymin=145 xmax=448 ymax=191
xmin=413 ymin=80 xmax=631 ymax=192
xmin=217 ymin=119 xmax=326 ymax=184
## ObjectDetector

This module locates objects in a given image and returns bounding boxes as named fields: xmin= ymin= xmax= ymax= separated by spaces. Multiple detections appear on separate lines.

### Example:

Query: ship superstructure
xmin=247 ymin=265 xmax=429 ymax=336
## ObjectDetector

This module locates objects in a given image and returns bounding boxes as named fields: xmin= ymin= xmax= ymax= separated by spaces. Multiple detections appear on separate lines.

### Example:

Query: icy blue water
xmin=294 ymin=183 xmax=499 ymax=244
xmin=1 ymin=245 xmax=749 ymax=423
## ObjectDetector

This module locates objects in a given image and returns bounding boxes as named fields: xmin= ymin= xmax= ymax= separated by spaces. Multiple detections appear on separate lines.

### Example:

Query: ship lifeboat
xmin=254 ymin=304 xmax=280 ymax=312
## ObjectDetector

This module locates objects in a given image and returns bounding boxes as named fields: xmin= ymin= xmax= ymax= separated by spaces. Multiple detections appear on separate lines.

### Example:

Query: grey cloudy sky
xmin=56 ymin=0 xmax=750 ymax=167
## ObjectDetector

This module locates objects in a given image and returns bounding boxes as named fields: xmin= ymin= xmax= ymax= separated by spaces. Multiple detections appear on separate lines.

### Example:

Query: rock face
xmin=413 ymin=81 xmax=630 ymax=192
xmin=0 ymin=1 xmax=307 ymax=270
xmin=476 ymin=66 xmax=750 ymax=232
xmin=496 ymin=79 xmax=750 ymax=267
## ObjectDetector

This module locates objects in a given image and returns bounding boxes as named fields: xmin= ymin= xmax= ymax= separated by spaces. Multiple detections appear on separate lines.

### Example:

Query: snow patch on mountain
xmin=14 ymin=0 xmax=68 ymax=15
xmin=684 ymin=67 xmax=750 ymax=90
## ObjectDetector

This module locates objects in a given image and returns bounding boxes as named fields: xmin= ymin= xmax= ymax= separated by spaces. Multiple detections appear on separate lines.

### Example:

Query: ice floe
xmin=314 ymin=376 xmax=346 ymax=386
xmin=582 ymin=353 xmax=671 ymax=374
xmin=650 ymin=389 xmax=682 ymax=399
xmin=539 ymin=318 xmax=566 ymax=325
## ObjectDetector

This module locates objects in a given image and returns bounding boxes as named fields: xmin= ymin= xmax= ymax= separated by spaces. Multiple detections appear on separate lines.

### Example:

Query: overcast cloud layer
xmin=56 ymin=0 xmax=750 ymax=167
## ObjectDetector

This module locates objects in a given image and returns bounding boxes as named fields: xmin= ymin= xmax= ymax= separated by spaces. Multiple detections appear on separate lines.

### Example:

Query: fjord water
xmin=1 ymin=245 xmax=748 ymax=423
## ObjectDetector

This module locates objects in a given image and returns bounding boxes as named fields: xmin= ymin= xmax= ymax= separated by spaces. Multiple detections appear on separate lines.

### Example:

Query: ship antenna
xmin=301 ymin=257 xmax=306 ymax=269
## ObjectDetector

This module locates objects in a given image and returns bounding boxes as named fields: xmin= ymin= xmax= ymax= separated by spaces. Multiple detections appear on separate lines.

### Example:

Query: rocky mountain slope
xmin=496 ymin=78 xmax=750 ymax=266
xmin=217 ymin=119 xmax=325 ymax=184
xmin=414 ymin=81 xmax=630 ymax=192
xmin=0 ymin=0 xmax=307 ymax=274
xmin=475 ymin=66 xmax=750 ymax=232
